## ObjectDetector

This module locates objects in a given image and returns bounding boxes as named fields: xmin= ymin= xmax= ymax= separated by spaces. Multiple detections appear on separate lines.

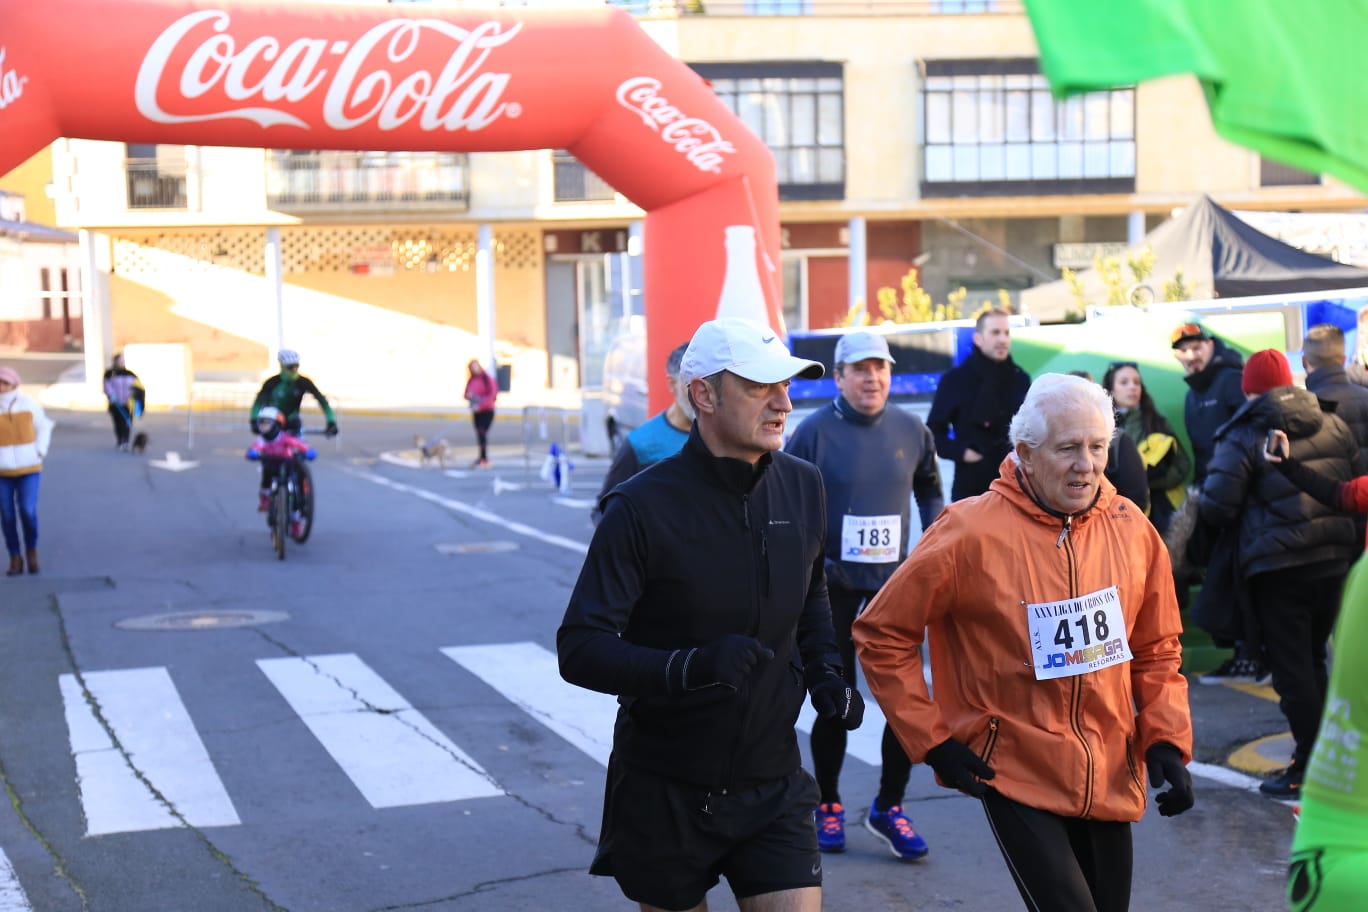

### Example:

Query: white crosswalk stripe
xmin=55 ymin=644 xmax=916 ymax=838
xmin=0 ymin=850 xmax=32 ymax=912
xmin=59 ymin=668 xmax=240 ymax=836
xmin=257 ymin=654 xmax=503 ymax=807
xmin=443 ymin=642 xmax=617 ymax=766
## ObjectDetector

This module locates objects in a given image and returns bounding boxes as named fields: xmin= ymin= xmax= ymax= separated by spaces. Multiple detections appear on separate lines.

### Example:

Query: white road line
xmin=347 ymin=469 xmax=588 ymax=554
xmin=257 ymin=654 xmax=503 ymax=808
xmin=1188 ymin=761 xmax=1263 ymax=790
xmin=0 ymin=850 xmax=32 ymax=912
xmin=60 ymin=668 xmax=240 ymax=836
xmin=442 ymin=643 xmax=617 ymax=767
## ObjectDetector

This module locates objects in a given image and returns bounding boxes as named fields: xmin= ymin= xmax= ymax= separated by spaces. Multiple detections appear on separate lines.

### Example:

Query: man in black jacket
xmin=558 ymin=317 xmax=863 ymax=912
xmin=1199 ymin=349 xmax=1366 ymax=799
xmin=1171 ymin=321 xmax=1262 ymax=684
xmin=1172 ymin=322 xmax=1245 ymax=484
xmin=927 ymin=308 xmax=1031 ymax=501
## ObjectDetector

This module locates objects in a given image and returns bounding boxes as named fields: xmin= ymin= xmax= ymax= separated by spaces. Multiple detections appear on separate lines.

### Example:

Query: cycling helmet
xmin=277 ymin=349 xmax=301 ymax=367
xmin=256 ymin=406 xmax=284 ymax=440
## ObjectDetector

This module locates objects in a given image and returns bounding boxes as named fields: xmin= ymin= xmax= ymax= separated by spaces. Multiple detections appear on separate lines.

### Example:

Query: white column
xmin=848 ymin=216 xmax=868 ymax=321
xmin=1127 ymin=210 xmax=1147 ymax=246
xmin=79 ymin=229 xmax=112 ymax=390
xmin=265 ymin=227 xmax=283 ymax=365
xmin=476 ymin=224 xmax=496 ymax=371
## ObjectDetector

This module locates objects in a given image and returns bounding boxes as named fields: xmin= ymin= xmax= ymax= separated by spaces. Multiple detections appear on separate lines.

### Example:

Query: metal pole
xmin=476 ymin=224 xmax=496 ymax=372
xmin=78 ymin=229 xmax=111 ymax=393
xmin=266 ymin=227 xmax=283 ymax=362
xmin=848 ymin=216 xmax=867 ymax=323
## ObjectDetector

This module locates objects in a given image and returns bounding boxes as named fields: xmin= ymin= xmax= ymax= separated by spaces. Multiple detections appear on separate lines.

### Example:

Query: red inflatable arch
xmin=0 ymin=0 xmax=781 ymax=412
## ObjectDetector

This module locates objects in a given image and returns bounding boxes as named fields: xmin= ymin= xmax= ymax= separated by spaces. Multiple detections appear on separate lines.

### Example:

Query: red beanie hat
xmin=1241 ymin=349 xmax=1293 ymax=396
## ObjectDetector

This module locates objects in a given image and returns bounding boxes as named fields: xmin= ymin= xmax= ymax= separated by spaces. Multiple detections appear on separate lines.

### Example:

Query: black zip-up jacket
xmin=926 ymin=347 xmax=1031 ymax=500
xmin=1199 ymin=385 xmax=1365 ymax=578
xmin=557 ymin=425 xmax=840 ymax=788
xmin=1182 ymin=339 xmax=1245 ymax=483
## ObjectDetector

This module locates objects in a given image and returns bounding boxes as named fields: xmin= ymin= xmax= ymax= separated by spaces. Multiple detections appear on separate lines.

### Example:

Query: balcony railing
xmin=553 ymin=153 xmax=618 ymax=203
xmin=614 ymin=0 xmax=1023 ymax=15
xmin=126 ymin=158 xmax=188 ymax=210
xmin=266 ymin=151 xmax=470 ymax=211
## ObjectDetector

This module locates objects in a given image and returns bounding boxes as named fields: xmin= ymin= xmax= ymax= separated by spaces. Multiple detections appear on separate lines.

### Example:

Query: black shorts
xmin=590 ymin=759 xmax=821 ymax=911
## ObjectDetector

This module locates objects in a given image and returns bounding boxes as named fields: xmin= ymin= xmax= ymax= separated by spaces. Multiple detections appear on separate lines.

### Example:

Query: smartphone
xmin=1265 ymin=429 xmax=1281 ymax=457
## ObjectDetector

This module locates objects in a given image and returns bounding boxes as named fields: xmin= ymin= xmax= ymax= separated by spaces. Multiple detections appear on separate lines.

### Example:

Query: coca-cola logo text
xmin=134 ymin=11 xmax=523 ymax=132
xmin=616 ymin=77 xmax=736 ymax=175
xmin=0 ymin=48 xmax=27 ymax=111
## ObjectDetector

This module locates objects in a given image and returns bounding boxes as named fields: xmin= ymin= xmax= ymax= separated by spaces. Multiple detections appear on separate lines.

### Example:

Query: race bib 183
xmin=841 ymin=514 xmax=900 ymax=564
xmin=1025 ymin=585 xmax=1132 ymax=681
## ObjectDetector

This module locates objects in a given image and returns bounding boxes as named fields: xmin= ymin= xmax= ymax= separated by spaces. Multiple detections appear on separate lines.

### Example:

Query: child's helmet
xmin=256 ymin=406 xmax=284 ymax=440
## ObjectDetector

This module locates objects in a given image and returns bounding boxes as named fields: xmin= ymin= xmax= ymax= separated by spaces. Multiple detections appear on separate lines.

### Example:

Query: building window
xmin=1260 ymin=157 xmax=1320 ymax=187
xmin=266 ymin=151 xmax=469 ymax=210
xmin=693 ymin=62 xmax=845 ymax=201
xmin=553 ymin=151 xmax=618 ymax=203
xmin=931 ymin=0 xmax=1000 ymax=10
xmin=125 ymin=144 xmax=188 ymax=210
xmin=921 ymin=59 xmax=1135 ymax=197
xmin=743 ymin=0 xmax=811 ymax=14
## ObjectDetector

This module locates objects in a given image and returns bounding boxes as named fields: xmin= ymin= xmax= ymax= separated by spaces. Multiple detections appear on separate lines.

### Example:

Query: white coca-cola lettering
xmin=0 ymin=48 xmax=28 ymax=111
xmin=134 ymin=11 xmax=521 ymax=133
xmin=615 ymin=76 xmax=736 ymax=174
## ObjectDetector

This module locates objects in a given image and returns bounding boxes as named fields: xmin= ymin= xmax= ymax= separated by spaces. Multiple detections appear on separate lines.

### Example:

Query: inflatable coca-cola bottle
xmin=714 ymin=225 xmax=770 ymax=326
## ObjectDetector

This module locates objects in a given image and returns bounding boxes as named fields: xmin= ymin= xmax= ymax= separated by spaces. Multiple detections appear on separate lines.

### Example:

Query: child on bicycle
xmin=247 ymin=407 xmax=315 ymax=537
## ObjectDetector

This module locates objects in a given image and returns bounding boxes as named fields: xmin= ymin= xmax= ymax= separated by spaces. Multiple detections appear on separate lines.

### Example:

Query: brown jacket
xmin=854 ymin=456 xmax=1192 ymax=822
xmin=0 ymin=391 xmax=51 ymax=476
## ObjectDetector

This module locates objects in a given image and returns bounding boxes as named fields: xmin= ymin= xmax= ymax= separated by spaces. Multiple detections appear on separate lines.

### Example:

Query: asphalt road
xmin=0 ymin=408 xmax=1296 ymax=912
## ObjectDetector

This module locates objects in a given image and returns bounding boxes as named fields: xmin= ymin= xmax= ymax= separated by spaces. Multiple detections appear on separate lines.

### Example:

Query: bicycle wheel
xmin=293 ymin=461 xmax=315 ymax=543
xmin=272 ymin=483 xmax=288 ymax=560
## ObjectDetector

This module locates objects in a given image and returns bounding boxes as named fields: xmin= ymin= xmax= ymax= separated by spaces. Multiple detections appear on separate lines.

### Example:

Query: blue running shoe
xmin=815 ymin=802 xmax=845 ymax=853
xmin=865 ymin=802 xmax=929 ymax=860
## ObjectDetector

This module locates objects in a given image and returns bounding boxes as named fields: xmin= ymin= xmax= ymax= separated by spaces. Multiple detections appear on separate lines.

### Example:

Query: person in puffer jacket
xmin=1199 ymin=349 xmax=1367 ymax=801
xmin=0 ymin=366 xmax=54 ymax=576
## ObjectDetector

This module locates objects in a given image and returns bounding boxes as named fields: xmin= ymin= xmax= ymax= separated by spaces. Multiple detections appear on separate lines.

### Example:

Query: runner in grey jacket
xmin=785 ymin=330 xmax=945 ymax=860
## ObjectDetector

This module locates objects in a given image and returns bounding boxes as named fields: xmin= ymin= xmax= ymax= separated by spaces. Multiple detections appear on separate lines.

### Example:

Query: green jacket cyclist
xmin=250 ymin=349 xmax=339 ymax=438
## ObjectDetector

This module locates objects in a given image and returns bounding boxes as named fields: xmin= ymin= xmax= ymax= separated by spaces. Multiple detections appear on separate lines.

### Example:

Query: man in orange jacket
xmin=854 ymin=372 xmax=1194 ymax=912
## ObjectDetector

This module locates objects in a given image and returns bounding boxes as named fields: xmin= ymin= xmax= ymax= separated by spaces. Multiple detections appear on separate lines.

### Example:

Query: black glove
xmin=676 ymin=635 xmax=773 ymax=692
xmin=925 ymin=737 xmax=995 ymax=797
xmin=809 ymin=675 xmax=865 ymax=730
xmin=1145 ymin=742 xmax=1194 ymax=817
xmin=325 ymin=421 xmax=339 ymax=438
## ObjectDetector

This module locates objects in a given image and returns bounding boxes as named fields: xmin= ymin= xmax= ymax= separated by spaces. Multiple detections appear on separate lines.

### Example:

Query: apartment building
xmin=28 ymin=0 xmax=1366 ymax=401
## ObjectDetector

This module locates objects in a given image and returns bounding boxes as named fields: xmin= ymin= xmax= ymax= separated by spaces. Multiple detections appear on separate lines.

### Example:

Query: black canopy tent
xmin=1020 ymin=196 xmax=1368 ymax=322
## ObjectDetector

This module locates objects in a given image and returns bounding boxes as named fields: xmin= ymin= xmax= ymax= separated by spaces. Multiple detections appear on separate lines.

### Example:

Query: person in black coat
xmin=1172 ymin=322 xmax=1246 ymax=485
xmin=1198 ymin=349 xmax=1366 ymax=799
xmin=927 ymin=309 xmax=1031 ymax=501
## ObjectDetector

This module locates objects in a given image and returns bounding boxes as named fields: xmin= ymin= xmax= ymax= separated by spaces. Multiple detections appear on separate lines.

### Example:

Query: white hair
xmin=1009 ymin=373 xmax=1116 ymax=450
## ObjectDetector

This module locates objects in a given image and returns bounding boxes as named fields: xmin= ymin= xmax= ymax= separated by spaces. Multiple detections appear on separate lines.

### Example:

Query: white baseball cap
xmin=680 ymin=318 xmax=824 ymax=384
xmin=834 ymin=331 xmax=896 ymax=366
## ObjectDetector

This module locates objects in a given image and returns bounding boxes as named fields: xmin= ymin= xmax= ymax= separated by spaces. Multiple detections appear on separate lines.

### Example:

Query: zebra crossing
xmin=0 ymin=641 xmax=911 ymax=908
xmin=53 ymin=641 xmax=896 ymax=840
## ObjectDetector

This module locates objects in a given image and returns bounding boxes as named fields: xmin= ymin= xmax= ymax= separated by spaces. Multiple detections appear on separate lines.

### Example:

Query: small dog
xmin=415 ymin=435 xmax=449 ymax=470
xmin=130 ymin=432 xmax=149 ymax=454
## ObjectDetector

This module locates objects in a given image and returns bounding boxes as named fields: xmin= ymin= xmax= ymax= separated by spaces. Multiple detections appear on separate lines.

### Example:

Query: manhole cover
xmin=116 ymin=610 xmax=289 ymax=631
xmin=436 ymin=541 xmax=520 ymax=555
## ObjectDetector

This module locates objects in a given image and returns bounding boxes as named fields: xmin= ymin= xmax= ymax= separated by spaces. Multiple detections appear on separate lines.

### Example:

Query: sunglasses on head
xmin=1170 ymin=323 xmax=1208 ymax=345
xmin=1107 ymin=361 xmax=1139 ymax=372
